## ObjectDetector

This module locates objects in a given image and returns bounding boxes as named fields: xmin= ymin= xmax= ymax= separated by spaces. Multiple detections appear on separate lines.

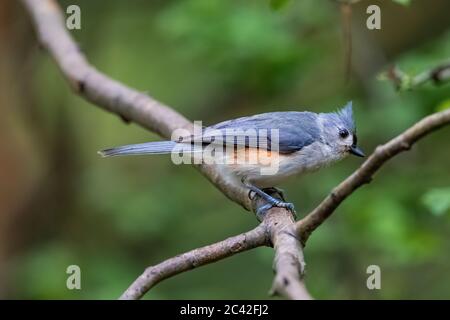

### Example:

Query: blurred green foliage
xmin=270 ymin=0 xmax=292 ymax=11
xmin=392 ymin=0 xmax=412 ymax=6
xmin=422 ymin=188 xmax=450 ymax=216
xmin=7 ymin=0 xmax=450 ymax=299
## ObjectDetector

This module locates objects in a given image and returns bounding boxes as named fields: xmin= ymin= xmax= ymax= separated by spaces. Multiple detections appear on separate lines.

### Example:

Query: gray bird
xmin=99 ymin=101 xmax=364 ymax=217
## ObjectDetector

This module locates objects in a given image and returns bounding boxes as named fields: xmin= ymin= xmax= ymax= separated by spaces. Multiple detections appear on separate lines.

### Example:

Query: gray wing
xmin=182 ymin=112 xmax=320 ymax=153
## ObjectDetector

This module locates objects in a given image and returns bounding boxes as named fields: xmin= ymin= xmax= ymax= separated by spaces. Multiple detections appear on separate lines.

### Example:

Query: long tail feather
xmin=98 ymin=141 xmax=178 ymax=157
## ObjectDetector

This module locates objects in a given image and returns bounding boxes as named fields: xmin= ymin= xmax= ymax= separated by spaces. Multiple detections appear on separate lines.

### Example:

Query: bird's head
xmin=319 ymin=101 xmax=365 ymax=158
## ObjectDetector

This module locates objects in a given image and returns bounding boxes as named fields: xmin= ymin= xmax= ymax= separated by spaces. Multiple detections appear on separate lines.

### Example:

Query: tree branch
xmin=120 ymin=208 xmax=311 ymax=300
xmin=21 ymin=0 xmax=311 ymax=300
xmin=120 ymin=224 xmax=269 ymax=300
xmin=385 ymin=61 xmax=450 ymax=91
xmin=265 ymin=208 xmax=312 ymax=300
xmin=20 ymin=0 xmax=252 ymax=211
xmin=297 ymin=108 xmax=450 ymax=244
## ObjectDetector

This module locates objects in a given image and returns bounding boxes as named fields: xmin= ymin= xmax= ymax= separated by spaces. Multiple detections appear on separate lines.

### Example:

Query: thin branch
xmin=120 ymin=207 xmax=311 ymax=300
xmin=120 ymin=224 xmax=268 ymax=300
xmin=385 ymin=61 xmax=450 ymax=91
xmin=412 ymin=63 xmax=450 ymax=86
xmin=297 ymin=108 xmax=450 ymax=244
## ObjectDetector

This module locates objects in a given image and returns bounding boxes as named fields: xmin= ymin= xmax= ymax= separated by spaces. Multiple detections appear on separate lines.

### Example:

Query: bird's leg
xmin=247 ymin=187 xmax=285 ymax=201
xmin=262 ymin=187 xmax=286 ymax=202
xmin=243 ymin=180 xmax=295 ymax=220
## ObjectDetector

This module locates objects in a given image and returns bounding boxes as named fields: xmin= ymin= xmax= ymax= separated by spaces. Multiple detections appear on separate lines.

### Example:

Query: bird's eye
xmin=339 ymin=129 xmax=349 ymax=139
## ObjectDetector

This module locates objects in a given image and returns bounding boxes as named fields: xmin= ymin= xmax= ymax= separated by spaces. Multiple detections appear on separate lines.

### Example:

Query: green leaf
xmin=392 ymin=0 xmax=412 ymax=6
xmin=422 ymin=188 xmax=450 ymax=216
xmin=270 ymin=0 xmax=291 ymax=11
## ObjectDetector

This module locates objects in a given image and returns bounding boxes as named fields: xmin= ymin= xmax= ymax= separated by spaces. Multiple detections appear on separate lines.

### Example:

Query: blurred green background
xmin=1 ymin=0 xmax=449 ymax=299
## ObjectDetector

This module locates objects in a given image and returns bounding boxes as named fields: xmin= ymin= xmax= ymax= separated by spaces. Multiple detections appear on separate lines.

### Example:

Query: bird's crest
xmin=335 ymin=101 xmax=355 ymax=132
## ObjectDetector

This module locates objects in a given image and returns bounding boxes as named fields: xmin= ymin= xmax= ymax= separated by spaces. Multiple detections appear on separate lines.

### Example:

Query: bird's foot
xmin=255 ymin=199 xmax=296 ymax=221
xmin=242 ymin=180 xmax=296 ymax=221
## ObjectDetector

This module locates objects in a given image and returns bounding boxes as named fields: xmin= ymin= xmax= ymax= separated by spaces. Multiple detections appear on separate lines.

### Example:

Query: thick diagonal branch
xmin=21 ymin=0 xmax=310 ymax=300
xmin=20 ymin=0 xmax=251 ymax=211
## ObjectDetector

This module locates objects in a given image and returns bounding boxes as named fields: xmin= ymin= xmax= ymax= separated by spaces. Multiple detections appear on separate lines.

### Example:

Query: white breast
xmin=224 ymin=142 xmax=347 ymax=188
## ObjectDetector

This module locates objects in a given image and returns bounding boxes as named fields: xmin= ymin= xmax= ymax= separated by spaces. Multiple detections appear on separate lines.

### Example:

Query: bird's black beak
xmin=349 ymin=146 xmax=365 ymax=157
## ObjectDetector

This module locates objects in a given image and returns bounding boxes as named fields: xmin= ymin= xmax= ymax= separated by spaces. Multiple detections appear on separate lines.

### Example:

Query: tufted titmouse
xmin=99 ymin=101 xmax=364 ymax=217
